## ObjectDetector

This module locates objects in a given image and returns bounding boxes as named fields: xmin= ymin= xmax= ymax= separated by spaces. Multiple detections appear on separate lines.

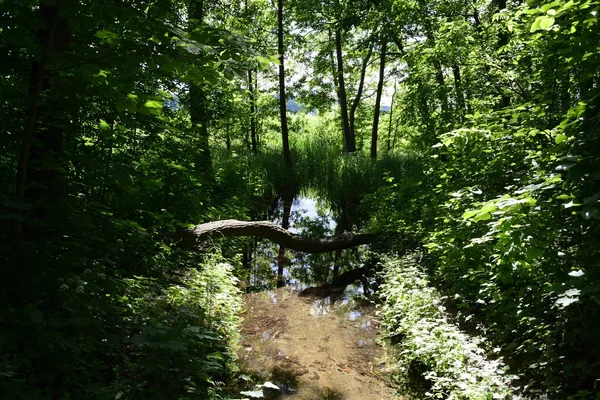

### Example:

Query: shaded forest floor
xmin=237 ymin=286 xmax=400 ymax=399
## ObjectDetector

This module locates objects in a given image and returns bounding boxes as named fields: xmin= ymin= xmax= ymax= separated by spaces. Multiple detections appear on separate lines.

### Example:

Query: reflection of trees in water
xmin=246 ymin=189 xmax=368 ymax=292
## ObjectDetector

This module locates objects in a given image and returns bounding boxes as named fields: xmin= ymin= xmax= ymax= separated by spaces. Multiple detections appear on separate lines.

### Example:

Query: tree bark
xmin=14 ymin=0 xmax=67 ymax=253
xmin=189 ymin=0 xmax=214 ymax=181
xmin=335 ymin=28 xmax=355 ymax=153
xmin=433 ymin=59 xmax=449 ymax=114
xmin=387 ymin=79 xmax=397 ymax=152
xmin=349 ymin=45 xmax=373 ymax=140
xmin=328 ymin=29 xmax=339 ymax=92
xmin=225 ymin=120 xmax=231 ymax=151
xmin=278 ymin=0 xmax=292 ymax=167
xmin=176 ymin=220 xmax=376 ymax=254
xmin=371 ymin=40 xmax=387 ymax=159
xmin=452 ymin=64 xmax=466 ymax=114
xmin=248 ymin=68 xmax=257 ymax=154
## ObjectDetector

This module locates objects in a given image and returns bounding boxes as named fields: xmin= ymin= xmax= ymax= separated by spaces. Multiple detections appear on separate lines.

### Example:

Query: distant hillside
xmin=286 ymin=99 xmax=302 ymax=112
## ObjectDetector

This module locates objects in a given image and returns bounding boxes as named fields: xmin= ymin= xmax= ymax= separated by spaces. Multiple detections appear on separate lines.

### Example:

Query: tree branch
xmin=175 ymin=220 xmax=376 ymax=253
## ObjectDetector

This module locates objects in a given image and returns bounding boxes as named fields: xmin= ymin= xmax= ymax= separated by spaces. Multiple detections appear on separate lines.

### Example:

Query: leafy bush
xmin=379 ymin=254 xmax=517 ymax=400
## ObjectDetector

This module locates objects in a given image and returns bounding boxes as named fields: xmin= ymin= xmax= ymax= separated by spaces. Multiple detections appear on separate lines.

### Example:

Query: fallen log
xmin=175 ymin=219 xmax=376 ymax=254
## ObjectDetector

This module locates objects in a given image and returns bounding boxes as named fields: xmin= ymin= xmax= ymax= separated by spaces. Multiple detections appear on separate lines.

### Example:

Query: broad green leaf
xmin=540 ymin=0 xmax=560 ymax=12
xmin=531 ymin=16 xmax=555 ymax=32
xmin=531 ymin=17 xmax=542 ymax=32
xmin=555 ymin=133 xmax=567 ymax=144
xmin=99 ymin=119 xmax=111 ymax=130
xmin=463 ymin=209 xmax=479 ymax=219
xmin=473 ymin=212 xmax=492 ymax=222
xmin=540 ymin=16 xmax=555 ymax=29
xmin=143 ymin=100 xmax=163 ymax=115
xmin=526 ymin=247 xmax=544 ymax=262
xmin=556 ymin=194 xmax=574 ymax=200
xmin=256 ymin=56 xmax=272 ymax=71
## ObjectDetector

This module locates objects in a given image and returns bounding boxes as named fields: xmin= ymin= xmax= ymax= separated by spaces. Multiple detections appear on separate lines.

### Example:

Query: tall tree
xmin=371 ymin=38 xmax=387 ymax=159
xmin=349 ymin=44 xmax=373 ymax=143
xmin=248 ymin=68 xmax=258 ymax=154
xmin=277 ymin=0 xmax=293 ymax=167
xmin=334 ymin=28 xmax=355 ymax=153
xmin=189 ymin=0 xmax=214 ymax=182
xmin=14 ymin=0 xmax=70 ymax=253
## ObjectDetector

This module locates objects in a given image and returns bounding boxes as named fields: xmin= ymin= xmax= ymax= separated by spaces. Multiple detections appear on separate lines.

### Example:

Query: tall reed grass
xmin=212 ymin=112 xmax=423 ymax=221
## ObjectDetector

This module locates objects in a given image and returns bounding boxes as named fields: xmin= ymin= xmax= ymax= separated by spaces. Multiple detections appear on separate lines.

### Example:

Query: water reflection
xmin=309 ymin=297 xmax=331 ymax=316
xmin=348 ymin=310 xmax=362 ymax=321
xmin=247 ymin=193 xmax=370 ymax=295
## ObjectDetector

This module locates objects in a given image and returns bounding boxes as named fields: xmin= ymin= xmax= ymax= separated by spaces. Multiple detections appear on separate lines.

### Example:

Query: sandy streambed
xmin=237 ymin=286 xmax=398 ymax=399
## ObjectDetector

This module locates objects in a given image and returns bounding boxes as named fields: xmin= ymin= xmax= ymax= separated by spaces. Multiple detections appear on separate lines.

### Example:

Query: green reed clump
xmin=213 ymin=112 xmax=423 ymax=225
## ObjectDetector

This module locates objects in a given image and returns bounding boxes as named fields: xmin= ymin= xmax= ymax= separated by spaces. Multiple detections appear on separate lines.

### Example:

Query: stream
xmin=236 ymin=195 xmax=398 ymax=399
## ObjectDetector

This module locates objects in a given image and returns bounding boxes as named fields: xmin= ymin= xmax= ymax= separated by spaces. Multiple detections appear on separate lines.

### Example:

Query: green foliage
xmin=379 ymin=254 xmax=517 ymax=399
xmin=2 ymin=0 xmax=600 ymax=398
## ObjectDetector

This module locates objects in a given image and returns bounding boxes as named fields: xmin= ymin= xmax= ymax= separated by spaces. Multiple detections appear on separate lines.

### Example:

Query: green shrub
xmin=379 ymin=254 xmax=517 ymax=400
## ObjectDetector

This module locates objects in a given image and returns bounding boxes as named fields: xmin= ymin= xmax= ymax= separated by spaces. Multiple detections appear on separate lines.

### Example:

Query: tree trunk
xmin=328 ymin=29 xmax=339 ymax=92
xmin=433 ymin=59 xmax=449 ymax=114
xmin=387 ymin=79 xmax=397 ymax=152
xmin=248 ymin=68 xmax=257 ymax=154
xmin=371 ymin=40 xmax=387 ymax=160
xmin=493 ymin=0 xmax=510 ymax=108
xmin=348 ymin=46 xmax=373 ymax=137
xmin=349 ymin=45 xmax=373 ymax=140
xmin=452 ymin=64 xmax=466 ymax=114
xmin=225 ymin=121 xmax=231 ymax=151
xmin=494 ymin=0 xmax=509 ymax=47
xmin=14 ymin=0 xmax=68 ymax=254
xmin=176 ymin=220 xmax=376 ymax=254
xmin=278 ymin=0 xmax=292 ymax=168
xmin=189 ymin=0 xmax=214 ymax=181
xmin=335 ymin=28 xmax=355 ymax=153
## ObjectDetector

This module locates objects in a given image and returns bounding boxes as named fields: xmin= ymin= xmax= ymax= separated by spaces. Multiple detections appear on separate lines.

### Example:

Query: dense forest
xmin=1 ymin=0 xmax=599 ymax=399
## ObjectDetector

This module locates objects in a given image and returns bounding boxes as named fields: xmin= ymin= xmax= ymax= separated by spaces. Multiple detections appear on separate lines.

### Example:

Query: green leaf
xmin=540 ymin=0 xmax=560 ymax=12
xmin=462 ymin=209 xmax=478 ymax=219
xmin=555 ymin=133 xmax=567 ymax=144
xmin=144 ymin=100 xmax=162 ymax=109
xmin=526 ymin=247 xmax=544 ymax=262
xmin=556 ymin=194 xmax=573 ymax=200
xmin=99 ymin=119 xmax=111 ymax=130
xmin=473 ymin=212 xmax=492 ymax=222
xmin=540 ymin=16 xmax=555 ymax=29
xmin=143 ymin=100 xmax=163 ymax=115
xmin=531 ymin=16 xmax=555 ymax=32
xmin=256 ymin=56 xmax=272 ymax=71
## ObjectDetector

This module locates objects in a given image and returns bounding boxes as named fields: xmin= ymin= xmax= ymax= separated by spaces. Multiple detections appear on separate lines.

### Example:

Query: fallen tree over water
xmin=175 ymin=219 xmax=376 ymax=254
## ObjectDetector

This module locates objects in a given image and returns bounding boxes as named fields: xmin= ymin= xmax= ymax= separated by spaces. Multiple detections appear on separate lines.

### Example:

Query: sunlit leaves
xmin=530 ymin=16 xmax=555 ymax=32
xmin=143 ymin=100 xmax=163 ymax=114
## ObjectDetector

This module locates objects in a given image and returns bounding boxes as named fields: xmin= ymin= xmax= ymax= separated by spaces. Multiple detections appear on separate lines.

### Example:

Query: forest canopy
xmin=1 ymin=0 xmax=599 ymax=399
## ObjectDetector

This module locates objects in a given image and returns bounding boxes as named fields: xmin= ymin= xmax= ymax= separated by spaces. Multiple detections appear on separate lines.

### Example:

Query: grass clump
xmin=379 ymin=254 xmax=517 ymax=400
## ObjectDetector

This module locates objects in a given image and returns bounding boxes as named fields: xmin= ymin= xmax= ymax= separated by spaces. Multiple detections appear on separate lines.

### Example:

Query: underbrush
xmin=1 ymin=229 xmax=242 ymax=399
xmin=379 ymin=254 xmax=517 ymax=400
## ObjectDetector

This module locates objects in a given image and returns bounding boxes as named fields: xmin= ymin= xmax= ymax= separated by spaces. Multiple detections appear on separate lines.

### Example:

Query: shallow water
xmin=247 ymin=195 xmax=364 ymax=292
xmin=238 ymin=195 xmax=399 ymax=399
xmin=238 ymin=286 xmax=398 ymax=399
